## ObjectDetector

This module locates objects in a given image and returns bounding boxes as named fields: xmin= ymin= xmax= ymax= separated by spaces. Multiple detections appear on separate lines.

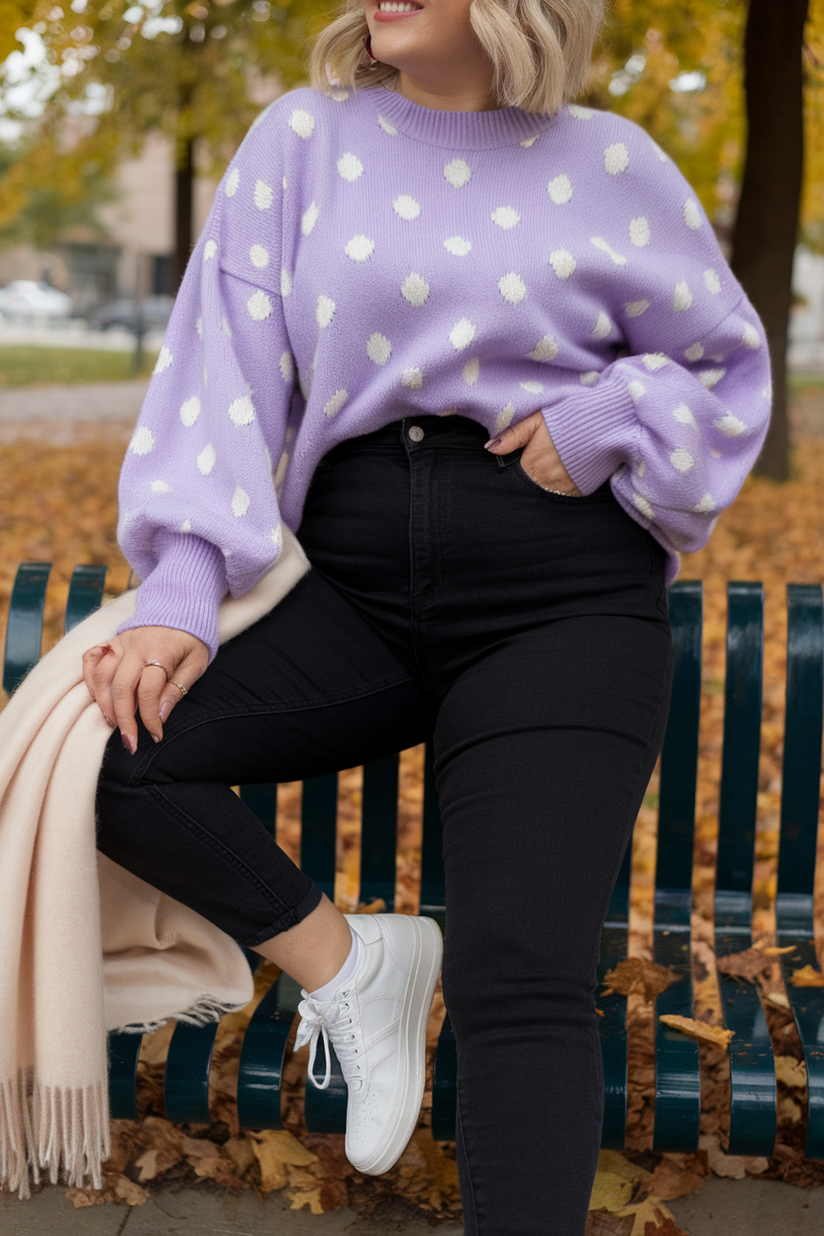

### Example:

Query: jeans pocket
xmin=513 ymin=459 xmax=598 ymax=502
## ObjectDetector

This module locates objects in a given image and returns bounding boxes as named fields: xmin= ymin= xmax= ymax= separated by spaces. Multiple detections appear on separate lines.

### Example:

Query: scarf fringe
xmin=1 ymin=1070 xmax=110 ymax=1200
xmin=113 ymin=993 xmax=247 ymax=1036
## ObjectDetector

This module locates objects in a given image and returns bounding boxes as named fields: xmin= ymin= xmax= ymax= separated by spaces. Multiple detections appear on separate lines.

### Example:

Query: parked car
xmin=0 ymin=280 xmax=74 ymax=320
xmin=87 ymin=295 xmax=174 ymax=333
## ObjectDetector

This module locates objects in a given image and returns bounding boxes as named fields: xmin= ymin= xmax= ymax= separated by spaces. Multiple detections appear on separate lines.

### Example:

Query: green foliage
xmin=0 ymin=136 xmax=118 ymax=250
xmin=0 ymin=344 xmax=157 ymax=385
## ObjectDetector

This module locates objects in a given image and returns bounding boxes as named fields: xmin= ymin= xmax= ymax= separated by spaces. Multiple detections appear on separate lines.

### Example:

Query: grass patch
xmin=0 ymin=345 xmax=158 ymax=387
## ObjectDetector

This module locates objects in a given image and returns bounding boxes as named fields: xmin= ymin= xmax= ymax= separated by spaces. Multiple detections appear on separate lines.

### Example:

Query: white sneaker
xmin=294 ymin=913 xmax=443 ymax=1175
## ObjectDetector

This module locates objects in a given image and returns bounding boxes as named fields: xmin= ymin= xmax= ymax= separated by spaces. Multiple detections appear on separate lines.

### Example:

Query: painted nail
xmin=484 ymin=437 xmax=502 ymax=451
xmin=121 ymin=733 xmax=137 ymax=755
xmin=159 ymin=701 xmax=171 ymax=723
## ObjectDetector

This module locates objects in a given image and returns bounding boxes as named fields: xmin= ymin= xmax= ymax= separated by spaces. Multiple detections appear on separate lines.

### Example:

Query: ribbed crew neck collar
xmin=362 ymin=84 xmax=558 ymax=149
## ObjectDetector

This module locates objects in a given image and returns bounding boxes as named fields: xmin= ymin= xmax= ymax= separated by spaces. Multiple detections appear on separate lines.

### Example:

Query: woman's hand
xmin=484 ymin=411 xmax=582 ymax=496
xmin=83 ymin=626 xmax=209 ymax=753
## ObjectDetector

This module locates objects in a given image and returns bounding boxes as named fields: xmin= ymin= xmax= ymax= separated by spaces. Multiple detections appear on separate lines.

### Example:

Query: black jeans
xmin=97 ymin=414 xmax=673 ymax=1236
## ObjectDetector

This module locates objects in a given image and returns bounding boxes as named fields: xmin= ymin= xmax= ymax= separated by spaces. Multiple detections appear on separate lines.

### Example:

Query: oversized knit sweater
xmin=117 ymin=83 xmax=771 ymax=660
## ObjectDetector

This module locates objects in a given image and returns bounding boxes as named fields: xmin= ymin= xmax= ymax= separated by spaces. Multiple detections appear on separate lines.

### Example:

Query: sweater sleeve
xmin=542 ymin=130 xmax=771 ymax=570
xmin=116 ymin=112 xmax=298 ymax=661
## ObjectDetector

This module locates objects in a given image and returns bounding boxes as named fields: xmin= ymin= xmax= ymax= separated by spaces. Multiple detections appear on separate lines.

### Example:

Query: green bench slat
xmin=301 ymin=773 xmax=339 ymax=901
xmin=107 ymin=1030 xmax=143 ymax=1120
xmin=65 ymin=565 xmax=108 ymax=635
xmin=653 ymin=581 xmax=702 ymax=1152
xmin=776 ymin=584 xmax=824 ymax=1160
xmin=3 ymin=563 xmax=51 ymax=695
xmin=715 ymin=583 xmax=777 ymax=1155
xmin=239 ymin=783 xmax=278 ymax=839
xmin=598 ymin=842 xmax=631 ymax=1148
xmin=237 ymin=972 xmax=303 ymax=1130
xmin=164 ymin=1022 xmax=220 ymax=1125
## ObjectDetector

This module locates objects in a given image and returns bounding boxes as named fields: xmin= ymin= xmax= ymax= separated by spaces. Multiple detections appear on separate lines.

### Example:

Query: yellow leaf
xmin=789 ymin=964 xmax=824 ymax=987
xmin=775 ymin=1056 xmax=807 ymax=1088
xmin=658 ymin=1014 xmax=734 ymax=1046
xmin=765 ymin=990 xmax=790 ymax=1009
xmin=288 ymin=1186 xmax=325 ymax=1214
xmin=589 ymin=1170 xmax=633 ymax=1212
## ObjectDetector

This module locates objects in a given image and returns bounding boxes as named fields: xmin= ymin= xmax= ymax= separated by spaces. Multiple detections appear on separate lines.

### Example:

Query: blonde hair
xmin=309 ymin=0 xmax=606 ymax=115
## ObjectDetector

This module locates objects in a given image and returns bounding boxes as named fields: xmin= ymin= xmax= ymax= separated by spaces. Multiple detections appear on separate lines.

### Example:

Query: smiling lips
xmin=374 ymin=1 xmax=423 ymax=18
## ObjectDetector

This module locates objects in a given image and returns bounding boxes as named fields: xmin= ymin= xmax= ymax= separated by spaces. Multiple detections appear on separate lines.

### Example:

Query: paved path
xmin=0 ymin=379 xmax=149 ymax=424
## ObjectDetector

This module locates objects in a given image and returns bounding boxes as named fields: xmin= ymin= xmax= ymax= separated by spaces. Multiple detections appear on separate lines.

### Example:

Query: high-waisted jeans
xmin=97 ymin=414 xmax=674 ymax=1236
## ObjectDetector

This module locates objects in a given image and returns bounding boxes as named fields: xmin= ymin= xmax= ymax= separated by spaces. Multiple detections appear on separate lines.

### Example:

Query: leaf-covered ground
xmin=2 ymin=388 xmax=824 ymax=1234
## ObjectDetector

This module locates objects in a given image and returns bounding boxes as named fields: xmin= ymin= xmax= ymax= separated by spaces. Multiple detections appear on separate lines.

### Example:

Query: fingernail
xmin=484 ymin=437 xmax=502 ymax=451
xmin=159 ymin=701 xmax=171 ymax=723
xmin=122 ymin=733 xmax=137 ymax=755
xmin=152 ymin=734 xmax=162 ymax=744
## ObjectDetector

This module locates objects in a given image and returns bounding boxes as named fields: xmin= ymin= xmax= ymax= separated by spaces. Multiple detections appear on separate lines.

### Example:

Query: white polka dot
xmin=704 ymin=268 xmax=722 ymax=295
xmin=579 ymin=371 xmax=600 ymax=386
xmin=528 ymin=336 xmax=559 ymax=361
xmin=337 ymin=152 xmax=363 ymax=182
xmin=693 ymin=493 xmax=716 ymax=513
xmin=229 ymin=395 xmax=255 ymax=426
xmin=280 ymin=268 xmax=292 ymax=297
xmin=393 ymin=194 xmax=420 ymax=220
xmin=743 ymin=323 xmax=762 ymax=350
xmin=714 ymin=412 xmax=746 ymax=437
xmin=642 ymin=353 xmax=670 ymax=371
xmin=444 ymin=236 xmax=471 ymax=257
xmin=232 ymin=486 xmax=250 ymax=517
xmin=378 ymin=114 xmax=398 ymax=135
xmin=605 ymin=142 xmax=629 ymax=175
xmin=567 ymin=104 xmax=593 ymax=120
xmin=673 ymin=403 xmax=697 ymax=427
xmin=499 ymin=272 xmax=526 ymax=304
xmin=203 ymin=239 xmax=217 ymax=261
xmin=301 ymin=201 xmax=319 ymax=236
xmin=323 ymin=389 xmax=348 ymax=418
xmin=195 ymin=317 xmax=203 ymax=339
xmin=250 ymin=244 xmax=269 ymax=268
xmin=709 ymin=448 xmax=722 ymax=459
xmin=685 ymin=342 xmax=704 ymax=361
xmin=279 ymin=352 xmax=293 ymax=383
xmin=700 ymin=368 xmax=726 ymax=389
xmin=520 ymin=379 xmax=544 ymax=394
xmin=179 ymin=396 xmax=201 ymax=427
xmin=247 ymin=289 xmax=272 ymax=320
xmin=762 ymin=382 xmax=773 ymax=401
xmin=592 ymin=312 xmax=612 ymax=339
xmin=651 ymin=139 xmax=671 ymax=162
xmin=271 ymin=523 xmax=284 ymax=557
xmin=630 ymin=217 xmax=651 ymax=247
xmin=591 ymin=237 xmax=627 ymax=266
xmin=549 ymin=249 xmax=576 ymax=279
xmin=444 ymin=157 xmax=471 ymax=188
xmin=221 ymin=316 xmax=232 ymax=340
xmin=130 ymin=426 xmax=155 ymax=455
xmin=180 ymin=518 xmax=192 ymax=533
xmin=154 ymin=346 xmax=173 ymax=373
xmin=520 ymin=134 xmax=540 ymax=148
xmin=401 ymin=272 xmax=430 ymax=306
xmin=330 ymin=88 xmax=349 ymax=102
xmin=253 ymin=179 xmax=273 ymax=211
xmin=635 ymin=460 xmax=646 ymax=479
xmin=628 ymin=380 xmax=646 ymax=403
xmin=449 ymin=318 xmax=476 ymax=350
xmin=670 ymin=447 xmax=694 ymax=473
xmin=150 ymin=479 xmax=171 ymax=493
xmin=495 ymin=403 xmax=515 ymax=433
xmin=673 ymin=281 xmax=693 ymax=311
xmin=633 ymin=493 xmax=654 ymax=520
xmin=367 ymin=332 xmax=391 ymax=365
xmin=225 ymin=168 xmax=239 ymax=197
xmin=288 ymin=109 xmax=315 ymax=139
xmin=345 ymin=235 xmax=375 ymax=262
xmin=197 ymin=443 xmax=216 ymax=475
xmin=625 ymin=300 xmax=650 ymax=318
xmin=316 ymin=295 xmax=336 ymax=328
xmin=491 ymin=206 xmax=520 ymax=229
xmin=684 ymin=199 xmax=702 ymax=230
xmin=282 ymin=176 xmax=287 ymax=190
xmin=463 ymin=358 xmax=480 ymax=386
xmin=547 ymin=174 xmax=573 ymax=204
xmin=402 ymin=366 xmax=423 ymax=389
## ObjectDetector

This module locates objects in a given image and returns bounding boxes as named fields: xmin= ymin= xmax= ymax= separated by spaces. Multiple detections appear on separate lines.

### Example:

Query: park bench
xmin=3 ymin=564 xmax=824 ymax=1160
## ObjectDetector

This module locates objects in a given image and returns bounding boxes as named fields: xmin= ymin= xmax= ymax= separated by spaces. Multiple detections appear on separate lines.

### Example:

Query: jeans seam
xmin=456 ymin=1083 xmax=481 ymax=1236
xmin=145 ymin=782 xmax=296 ymax=916
xmin=126 ymin=670 xmax=418 ymax=784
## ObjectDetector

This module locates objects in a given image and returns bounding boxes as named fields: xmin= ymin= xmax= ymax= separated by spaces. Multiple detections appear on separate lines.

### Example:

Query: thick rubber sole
xmin=347 ymin=914 xmax=444 ymax=1176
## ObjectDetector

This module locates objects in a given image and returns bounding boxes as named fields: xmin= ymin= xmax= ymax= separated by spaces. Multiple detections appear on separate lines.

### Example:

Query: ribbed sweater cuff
xmin=542 ymin=374 xmax=639 ymax=496
xmin=117 ymin=533 xmax=228 ymax=662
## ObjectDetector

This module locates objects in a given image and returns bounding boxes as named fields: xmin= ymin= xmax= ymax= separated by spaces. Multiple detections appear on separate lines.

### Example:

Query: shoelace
xmin=294 ymin=991 xmax=364 ymax=1092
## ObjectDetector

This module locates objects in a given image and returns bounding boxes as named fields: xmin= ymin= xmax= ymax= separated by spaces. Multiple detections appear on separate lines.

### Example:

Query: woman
xmin=86 ymin=0 xmax=771 ymax=1230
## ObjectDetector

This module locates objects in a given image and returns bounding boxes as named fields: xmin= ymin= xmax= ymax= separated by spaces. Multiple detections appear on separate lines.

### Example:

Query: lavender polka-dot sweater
xmin=117 ymin=83 xmax=771 ymax=660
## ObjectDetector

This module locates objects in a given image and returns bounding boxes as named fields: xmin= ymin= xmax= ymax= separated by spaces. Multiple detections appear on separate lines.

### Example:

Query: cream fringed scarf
xmin=0 ymin=528 xmax=310 ymax=1199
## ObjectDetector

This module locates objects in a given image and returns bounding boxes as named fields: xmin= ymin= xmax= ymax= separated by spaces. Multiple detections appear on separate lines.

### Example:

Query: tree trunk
xmin=730 ymin=0 xmax=809 ymax=481
xmin=174 ymin=135 xmax=195 ymax=291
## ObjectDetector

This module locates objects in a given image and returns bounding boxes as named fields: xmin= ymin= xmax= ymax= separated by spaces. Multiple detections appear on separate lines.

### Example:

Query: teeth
xmin=378 ymin=2 xmax=420 ymax=10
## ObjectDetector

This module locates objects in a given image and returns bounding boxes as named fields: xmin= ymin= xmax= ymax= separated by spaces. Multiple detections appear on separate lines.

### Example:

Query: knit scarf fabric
xmin=0 ymin=527 xmax=310 ymax=1198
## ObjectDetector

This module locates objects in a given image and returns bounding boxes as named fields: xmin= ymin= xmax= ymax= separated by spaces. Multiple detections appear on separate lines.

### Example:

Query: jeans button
xmin=408 ymin=425 xmax=424 ymax=443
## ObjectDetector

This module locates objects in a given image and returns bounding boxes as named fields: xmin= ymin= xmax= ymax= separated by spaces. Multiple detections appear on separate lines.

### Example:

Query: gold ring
xmin=174 ymin=681 xmax=187 ymax=696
